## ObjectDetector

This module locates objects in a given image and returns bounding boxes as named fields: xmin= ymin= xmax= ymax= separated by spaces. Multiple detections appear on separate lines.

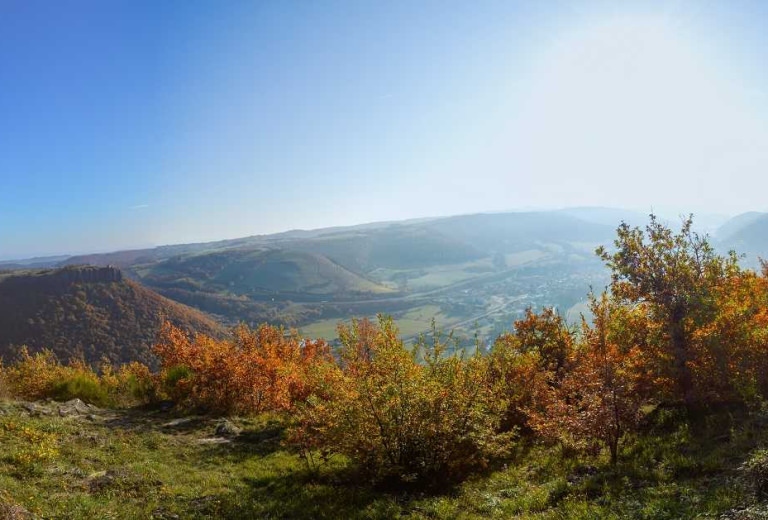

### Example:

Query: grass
xmin=298 ymin=317 xmax=346 ymax=340
xmin=299 ymin=305 xmax=450 ymax=341
xmin=0 ymin=400 xmax=764 ymax=519
xmin=504 ymin=249 xmax=548 ymax=267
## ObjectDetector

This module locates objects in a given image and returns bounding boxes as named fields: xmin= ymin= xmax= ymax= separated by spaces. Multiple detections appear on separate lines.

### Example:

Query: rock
xmin=87 ymin=469 xmax=127 ymax=493
xmin=214 ymin=419 xmax=242 ymax=437
xmin=87 ymin=471 xmax=112 ymax=492
xmin=196 ymin=437 xmax=231 ymax=445
xmin=162 ymin=418 xmax=195 ymax=428
xmin=0 ymin=502 xmax=33 ymax=519
xmin=57 ymin=398 xmax=93 ymax=417
xmin=21 ymin=401 xmax=52 ymax=416
xmin=188 ymin=495 xmax=220 ymax=512
xmin=86 ymin=414 xmax=98 ymax=421
xmin=720 ymin=505 xmax=768 ymax=519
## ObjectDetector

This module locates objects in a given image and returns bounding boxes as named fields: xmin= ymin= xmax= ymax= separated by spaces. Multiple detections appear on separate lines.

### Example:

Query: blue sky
xmin=2 ymin=0 xmax=768 ymax=259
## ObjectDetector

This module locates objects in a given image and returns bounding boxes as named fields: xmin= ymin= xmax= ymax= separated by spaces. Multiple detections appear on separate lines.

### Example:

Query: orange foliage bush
xmin=529 ymin=294 xmax=646 ymax=464
xmin=690 ymin=269 xmax=768 ymax=402
xmin=288 ymin=317 xmax=509 ymax=482
xmin=0 ymin=347 xmax=155 ymax=406
xmin=512 ymin=307 xmax=574 ymax=375
xmin=153 ymin=321 xmax=331 ymax=414
xmin=0 ymin=348 xmax=93 ymax=401
xmin=486 ymin=333 xmax=551 ymax=433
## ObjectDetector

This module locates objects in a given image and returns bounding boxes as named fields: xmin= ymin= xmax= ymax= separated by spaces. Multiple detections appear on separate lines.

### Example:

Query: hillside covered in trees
xmin=0 ymin=265 xmax=223 ymax=366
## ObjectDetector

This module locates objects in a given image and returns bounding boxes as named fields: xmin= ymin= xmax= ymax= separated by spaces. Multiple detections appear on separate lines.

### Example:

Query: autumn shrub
xmin=114 ymin=362 xmax=160 ymax=405
xmin=1 ymin=348 xmax=82 ymax=401
xmin=0 ymin=347 xmax=155 ymax=407
xmin=0 ymin=376 xmax=10 ymax=402
xmin=529 ymin=294 xmax=646 ymax=464
xmin=163 ymin=364 xmax=193 ymax=399
xmin=289 ymin=317 xmax=510 ymax=484
xmin=51 ymin=374 xmax=109 ymax=406
xmin=688 ymin=269 xmax=768 ymax=404
xmin=512 ymin=307 xmax=574 ymax=375
xmin=486 ymin=333 xmax=551 ymax=433
xmin=598 ymin=215 xmax=741 ymax=406
xmin=153 ymin=321 xmax=331 ymax=414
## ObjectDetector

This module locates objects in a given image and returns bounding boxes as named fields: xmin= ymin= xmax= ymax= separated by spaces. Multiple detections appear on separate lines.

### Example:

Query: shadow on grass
xmin=194 ymin=469 xmax=404 ymax=520
xmin=195 ymin=420 xmax=286 ymax=460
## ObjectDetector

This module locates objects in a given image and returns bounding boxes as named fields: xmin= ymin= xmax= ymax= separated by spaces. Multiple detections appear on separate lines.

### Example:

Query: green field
xmin=368 ymin=252 xmax=548 ymax=292
xmin=504 ymin=249 xmax=548 ymax=266
xmin=299 ymin=305 xmax=451 ymax=341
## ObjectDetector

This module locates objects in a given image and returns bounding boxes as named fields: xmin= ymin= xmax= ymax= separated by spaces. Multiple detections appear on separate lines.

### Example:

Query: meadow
xmin=0 ymin=399 xmax=760 ymax=519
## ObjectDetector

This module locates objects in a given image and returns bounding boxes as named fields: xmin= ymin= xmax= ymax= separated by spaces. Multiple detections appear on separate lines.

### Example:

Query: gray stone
xmin=196 ymin=437 xmax=231 ymax=445
xmin=162 ymin=417 xmax=195 ymax=428
xmin=214 ymin=419 xmax=242 ymax=437
xmin=57 ymin=398 xmax=92 ymax=417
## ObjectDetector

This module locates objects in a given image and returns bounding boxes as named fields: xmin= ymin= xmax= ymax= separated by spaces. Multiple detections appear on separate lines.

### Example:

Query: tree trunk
xmin=670 ymin=306 xmax=693 ymax=406
xmin=609 ymin=437 xmax=618 ymax=466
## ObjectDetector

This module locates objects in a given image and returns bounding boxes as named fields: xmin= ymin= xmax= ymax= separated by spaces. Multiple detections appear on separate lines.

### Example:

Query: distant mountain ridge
xmin=54 ymin=211 xmax=615 ymax=272
xmin=5 ymin=209 xmax=749 ymax=334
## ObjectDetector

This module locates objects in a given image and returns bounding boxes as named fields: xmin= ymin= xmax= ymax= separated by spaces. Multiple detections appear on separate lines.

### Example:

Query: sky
xmin=2 ymin=0 xmax=768 ymax=260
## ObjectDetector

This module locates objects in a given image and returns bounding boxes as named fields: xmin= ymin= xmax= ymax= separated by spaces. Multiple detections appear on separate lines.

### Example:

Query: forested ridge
xmin=0 ymin=265 xmax=223 ymax=366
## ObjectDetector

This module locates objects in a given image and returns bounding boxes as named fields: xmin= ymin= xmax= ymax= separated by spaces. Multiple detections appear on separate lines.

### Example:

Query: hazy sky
xmin=2 ymin=0 xmax=768 ymax=259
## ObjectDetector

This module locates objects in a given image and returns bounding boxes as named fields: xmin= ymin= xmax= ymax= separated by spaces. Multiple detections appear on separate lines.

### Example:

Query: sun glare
xmin=502 ymin=14 xmax=767 ymax=211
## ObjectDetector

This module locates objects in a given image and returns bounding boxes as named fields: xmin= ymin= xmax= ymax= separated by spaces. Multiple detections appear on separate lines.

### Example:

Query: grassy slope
xmin=0 ymin=400 xmax=763 ymax=519
xmin=140 ymin=248 xmax=393 ymax=297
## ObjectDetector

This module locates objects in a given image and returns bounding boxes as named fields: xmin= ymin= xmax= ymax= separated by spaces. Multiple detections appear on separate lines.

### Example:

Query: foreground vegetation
xmin=3 ymin=215 xmax=768 ymax=518
xmin=0 ymin=399 xmax=765 ymax=519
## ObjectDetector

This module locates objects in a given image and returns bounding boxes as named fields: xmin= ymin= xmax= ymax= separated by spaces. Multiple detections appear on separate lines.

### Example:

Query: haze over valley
xmin=3 ymin=206 xmax=766 ymax=355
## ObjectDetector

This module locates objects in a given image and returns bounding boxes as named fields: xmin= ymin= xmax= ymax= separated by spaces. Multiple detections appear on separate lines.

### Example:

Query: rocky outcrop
xmin=2 ymin=265 xmax=123 ymax=290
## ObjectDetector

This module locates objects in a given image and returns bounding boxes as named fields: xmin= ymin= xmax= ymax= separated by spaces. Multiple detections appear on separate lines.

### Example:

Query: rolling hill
xmin=419 ymin=211 xmax=615 ymax=253
xmin=0 ymin=265 xmax=223 ymax=366
xmin=717 ymin=212 xmax=768 ymax=266
xmin=3 ymin=211 xmax=627 ymax=333
xmin=137 ymin=247 xmax=394 ymax=297
xmin=50 ymin=211 xmax=615 ymax=273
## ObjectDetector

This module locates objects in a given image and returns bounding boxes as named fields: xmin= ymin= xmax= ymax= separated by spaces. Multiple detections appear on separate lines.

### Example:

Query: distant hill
xmin=420 ymin=212 xmax=614 ymax=253
xmin=717 ymin=212 xmax=768 ymax=266
xmin=139 ymin=248 xmax=394 ymax=297
xmin=717 ymin=212 xmax=767 ymax=241
xmin=554 ymin=207 xmax=651 ymax=229
xmin=0 ymin=265 xmax=223 ymax=366
xmin=281 ymin=226 xmax=484 ymax=272
xmin=53 ymin=211 xmax=613 ymax=271
xmin=0 ymin=255 xmax=71 ymax=270
xmin=8 ymin=211 xmax=620 ymax=326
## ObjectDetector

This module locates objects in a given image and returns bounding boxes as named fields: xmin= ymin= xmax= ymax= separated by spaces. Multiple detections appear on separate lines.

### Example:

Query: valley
xmin=6 ymin=207 xmax=759 ymax=353
xmin=1 ymin=211 xmax=618 ymax=349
